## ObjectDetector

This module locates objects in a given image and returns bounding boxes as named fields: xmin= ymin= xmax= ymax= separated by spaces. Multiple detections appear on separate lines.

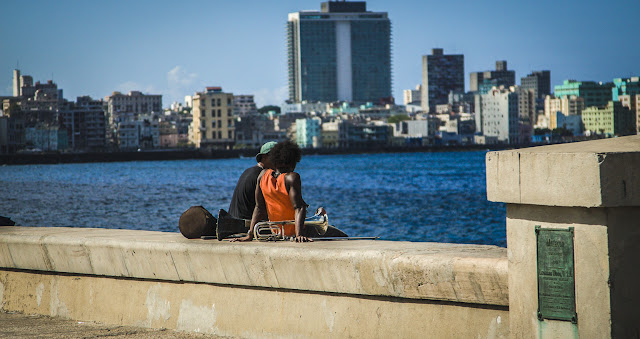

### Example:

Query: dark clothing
xmin=228 ymin=165 xmax=262 ymax=219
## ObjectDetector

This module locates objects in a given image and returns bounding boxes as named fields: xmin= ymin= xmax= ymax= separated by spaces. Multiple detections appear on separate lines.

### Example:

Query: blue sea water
xmin=0 ymin=151 xmax=506 ymax=247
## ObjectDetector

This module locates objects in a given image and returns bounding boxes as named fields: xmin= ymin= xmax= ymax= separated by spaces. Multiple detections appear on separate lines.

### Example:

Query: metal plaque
xmin=536 ymin=226 xmax=578 ymax=323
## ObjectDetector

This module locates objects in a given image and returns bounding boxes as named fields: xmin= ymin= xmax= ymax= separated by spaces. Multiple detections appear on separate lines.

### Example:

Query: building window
xmin=211 ymin=121 xmax=216 ymax=128
xmin=218 ymin=131 xmax=222 ymax=139
xmin=217 ymin=109 xmax=221 ymax=117
xmin=228 ymin=130 xmax=232 ymax=139
xmin=211 ymin=99 xmax=215 ymax=106
xmin=217 ymin=98 xmax=221 ymax=106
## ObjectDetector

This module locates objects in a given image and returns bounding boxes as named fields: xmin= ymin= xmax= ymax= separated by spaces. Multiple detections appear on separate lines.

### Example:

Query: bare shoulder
xmin=284 ymin=172 xmax=301 ymax=185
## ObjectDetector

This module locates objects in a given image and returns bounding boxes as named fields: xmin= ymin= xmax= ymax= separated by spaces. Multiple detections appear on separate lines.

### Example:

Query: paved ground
xmin=0 ymin=311 xmax=233 ymax=338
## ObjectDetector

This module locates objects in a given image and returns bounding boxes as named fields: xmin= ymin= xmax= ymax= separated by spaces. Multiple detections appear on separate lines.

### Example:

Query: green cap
xmin=256 ymin=141 xmax=277 ymax=162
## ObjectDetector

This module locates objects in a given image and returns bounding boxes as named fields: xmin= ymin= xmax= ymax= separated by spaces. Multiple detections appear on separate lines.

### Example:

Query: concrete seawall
xmin=0 ymin=227 xmax=509 ymax=338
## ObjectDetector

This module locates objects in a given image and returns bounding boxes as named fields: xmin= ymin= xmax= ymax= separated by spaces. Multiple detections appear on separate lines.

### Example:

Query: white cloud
xmin=253 ymin=85 xmax=288 ymax=107
xmin=167 ymin=66 xmax=198 ymax=87
xmin=166 ymin=66 xmax=201 ymax=106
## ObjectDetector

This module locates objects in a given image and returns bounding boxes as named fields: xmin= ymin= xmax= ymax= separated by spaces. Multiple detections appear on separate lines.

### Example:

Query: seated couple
xmin=230 ymin=140 xmax=320 ymax=243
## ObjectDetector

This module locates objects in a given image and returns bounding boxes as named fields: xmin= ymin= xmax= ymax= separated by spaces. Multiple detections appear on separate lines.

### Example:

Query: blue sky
xmin=1 ymin=0 xmax=638 ymax=107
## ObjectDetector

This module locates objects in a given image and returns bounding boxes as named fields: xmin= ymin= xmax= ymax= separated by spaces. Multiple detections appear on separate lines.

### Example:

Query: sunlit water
xmin=0 ymin=151 xmax=506 ymax=246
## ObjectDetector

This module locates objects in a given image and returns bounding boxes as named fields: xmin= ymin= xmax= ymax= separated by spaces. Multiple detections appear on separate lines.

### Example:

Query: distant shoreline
xmin=0 ymin=144 xmax=532 ymax=166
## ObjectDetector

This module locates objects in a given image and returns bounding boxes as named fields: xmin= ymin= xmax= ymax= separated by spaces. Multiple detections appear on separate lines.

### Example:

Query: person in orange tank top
xmin=232 ymin=140 xmax=316 ymax=243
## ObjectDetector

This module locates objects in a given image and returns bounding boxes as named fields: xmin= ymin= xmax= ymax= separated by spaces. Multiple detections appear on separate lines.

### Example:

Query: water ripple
xmin=0 ymin=151 xmax=506 ymax=246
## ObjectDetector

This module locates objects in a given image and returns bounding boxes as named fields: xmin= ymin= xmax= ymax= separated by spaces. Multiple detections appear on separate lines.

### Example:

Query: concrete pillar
xmin=486 ymin=135 xmax=640 ymax=338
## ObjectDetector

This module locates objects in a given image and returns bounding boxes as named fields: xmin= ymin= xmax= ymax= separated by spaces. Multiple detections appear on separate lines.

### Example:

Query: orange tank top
xmin=260 ymin=169 xmax=296 ymax=236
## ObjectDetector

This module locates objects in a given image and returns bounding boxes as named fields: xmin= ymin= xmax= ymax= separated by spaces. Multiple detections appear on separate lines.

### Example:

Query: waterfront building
xmin=161 ymin=106 xmax=192 ymax=147
xmin=321 ymin=120 xmax=340 ymax=148
xmin=519 ymin=71 xmax=551 ymax=128
xmin=358 ymin=103 xmax=401 ymax=120
xmin=105 ymin=91 xmax=162 ymax=124
xmin=403 ymin=85 xmax=422 ymax=106
xmin=421 ymin=48 xmax=464 ymax=113
xmin=234 ymin=114 xmax=285 ymax=149
xmin=480 ymin=86 xmax=519 ymax=143
xmin=159 ymin=121 xmax=178 ymax=148
xmin=469 ymin=61 xmax=515 ymax=93
xmin=521 ymin=70 xmax=551 ymax=99
xmin=190 ymin=87 xmax=235 ymax=149
xmin=116 ymin=114 xmax=160 ymax=150
xmin=19 ymin=80 xmax=63 ymax=112
xmin=612 ymin=77 xmax=640 ymax=133
xmin=10 ymin=69 xmax=62 ymax=112
xmin=233 ymin=95 xmax=258 ymax=117
xmin=12 ymin=70 xmax=20 ymax=97
xmin=618 ymin=94 xmax=636 ymax=112
xmin=551 ymin=111 xmax=583 ymax=136
xmin=517 ymin=87 xmax=536 ymax=133
xmin=554 ymin=80 xmax=614 ymax=109
xmin=625 ymin=94 xmax=640 ymax=134
xmin=326 ymin=102 xmax=359 ymax=115
xmin=12 ymin=69 xmax=36 ymax=98
xmin=544 ymin=95 xmax=585 ymax=129
xmin=612 ymin=77 xmax=640 ymax=102
xmin=105 ymin=90 xmax=162 ymax=149
xmin=274 ymin=112 xmax=308 ymax=135
xmin=58 ymin=96 xmax=107 ymax=150
xmin=296 ymin=117 xmax=322 ymax=148
xmin=0 ymin=114 xmax=24 ymax=154
xmin=393 ymin=119 xmax=430 ymax=145
xmin=582 ymin=101 xmax=635 ymax=136
xmin=637 ymin=94 xmax=640 ymax=134
xmin=281 ymin=101 xmax=329 ymax=115
xmin=339 ymin=120 xmax=392 ymax=148
xmin=24 ymin=123 xmax=68 ymax=151
xmin=287 ymin=1 xmax=391 ymax=103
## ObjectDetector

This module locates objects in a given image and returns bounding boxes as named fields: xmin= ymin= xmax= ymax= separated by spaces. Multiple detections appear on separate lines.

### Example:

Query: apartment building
xmin=191 ymin=87 xmax=235 ymax=149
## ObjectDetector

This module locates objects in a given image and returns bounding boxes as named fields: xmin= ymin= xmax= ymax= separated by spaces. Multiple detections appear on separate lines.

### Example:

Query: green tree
xmin=258 ymin=105 xmax=281 ymax=114
xmin=534 ymin=128 xmax=551 ymax=136
xmin=387 ymin=114 xmax=410 ymax=124
xmin=552 ymin=127 xmax=573 ymax=137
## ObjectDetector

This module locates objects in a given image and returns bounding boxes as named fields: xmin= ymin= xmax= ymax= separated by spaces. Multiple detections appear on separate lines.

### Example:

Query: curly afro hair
xmin=270 ymin=140 xmax=302 ymax=169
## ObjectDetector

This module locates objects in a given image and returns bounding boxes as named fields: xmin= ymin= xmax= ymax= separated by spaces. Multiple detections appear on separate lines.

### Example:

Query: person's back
xmin=260 ymin=168 xmax=296 ymax=236
xmin=228 ymin=165 xmax=262 ymax=219
xmin=227 ymin=141 xmax=276 ymax=219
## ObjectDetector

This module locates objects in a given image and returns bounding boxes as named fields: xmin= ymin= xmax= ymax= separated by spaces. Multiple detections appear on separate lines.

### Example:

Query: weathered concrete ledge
xmin=0 ymin=226 xmax=507 ymax=306
xmin=487 ymin=135 xmax=640 ymax=338
xmin=0 ymin=226 xmax=509 ymax=338
xmin=486 ymin=135 xmax=640 ymax=207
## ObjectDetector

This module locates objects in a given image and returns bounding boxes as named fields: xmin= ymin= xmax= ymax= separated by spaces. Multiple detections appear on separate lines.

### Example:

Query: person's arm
xmin=285 ymin=172 xmax=312 ymax=243
xmin=231 ymin=176 xmax=267 ymax=242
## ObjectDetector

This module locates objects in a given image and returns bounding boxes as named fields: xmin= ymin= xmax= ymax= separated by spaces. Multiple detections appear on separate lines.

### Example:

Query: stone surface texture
xmin=488 ymin=135 xmax=640 ymax=339
xmin=0 ymin=226 xmax=508 ymax=306
xmin=0 ymin=226 xmax=510 ymax=338
xmin=0 ymin=311 xmax=226 ymax=338
xmin=486 ymin=135 xmax=640 ymax=207
xmin=0 ymin=269 xmax=509 ymax=339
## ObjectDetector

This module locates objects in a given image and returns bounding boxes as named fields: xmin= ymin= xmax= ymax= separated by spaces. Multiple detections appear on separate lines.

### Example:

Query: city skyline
xmin=1 ymin=0 xmax=638 ymax=108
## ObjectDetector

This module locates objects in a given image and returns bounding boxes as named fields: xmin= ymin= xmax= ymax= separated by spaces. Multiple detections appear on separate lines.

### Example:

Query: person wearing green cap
xmin=227 ymin=141 xmax=277 ymax=219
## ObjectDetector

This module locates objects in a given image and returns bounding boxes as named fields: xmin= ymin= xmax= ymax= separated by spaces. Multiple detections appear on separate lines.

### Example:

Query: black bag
xmin=178 ymin=206 xmax=217 ymax=239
